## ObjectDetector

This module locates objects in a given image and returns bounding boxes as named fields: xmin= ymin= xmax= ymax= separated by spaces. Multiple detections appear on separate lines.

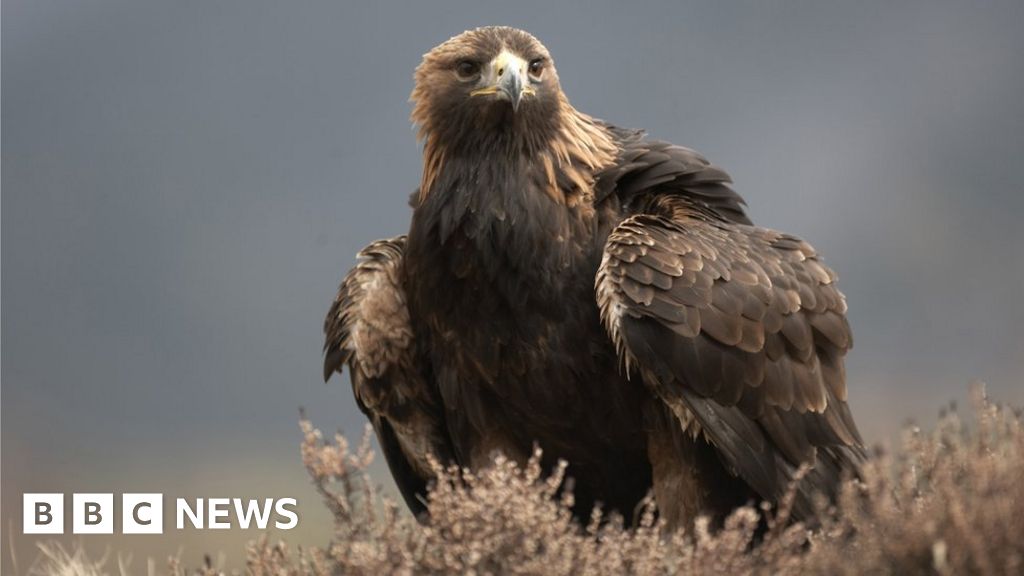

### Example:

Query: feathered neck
xmin=413 ymin=95 xmax=618 ymax=206
xmin=406 ymin=96 xmax=620 ymax=302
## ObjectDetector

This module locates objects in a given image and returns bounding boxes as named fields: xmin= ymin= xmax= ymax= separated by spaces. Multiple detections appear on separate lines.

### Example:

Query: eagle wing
xmin=323 ymin=236 xmax=453 ymax=517
xmin=595 ymin=191 xmax=864 ymax=518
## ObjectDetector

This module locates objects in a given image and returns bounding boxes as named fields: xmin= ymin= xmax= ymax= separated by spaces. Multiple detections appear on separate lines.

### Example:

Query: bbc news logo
xmin=23 ymin=494 xmax=298 ymax=534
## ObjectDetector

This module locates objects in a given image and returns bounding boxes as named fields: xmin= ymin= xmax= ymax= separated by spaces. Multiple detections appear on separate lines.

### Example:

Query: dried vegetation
xmin=21 ymin=385 xmax=1024 ymax=575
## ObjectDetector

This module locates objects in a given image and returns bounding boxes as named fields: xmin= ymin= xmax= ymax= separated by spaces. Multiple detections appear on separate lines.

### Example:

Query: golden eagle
xmin=324 ymin=26 xmax=863 ymax=528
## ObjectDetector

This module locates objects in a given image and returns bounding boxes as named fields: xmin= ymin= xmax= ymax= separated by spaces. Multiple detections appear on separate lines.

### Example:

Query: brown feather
xmin=330 ymin=26 xmax=863 ymax=531
xmin=597 ymin=199 xmax=863 ymax=519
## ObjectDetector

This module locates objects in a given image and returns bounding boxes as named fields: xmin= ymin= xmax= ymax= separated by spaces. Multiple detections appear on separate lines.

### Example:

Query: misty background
xmin=4 ymin=0 xmax=1023 ymax=569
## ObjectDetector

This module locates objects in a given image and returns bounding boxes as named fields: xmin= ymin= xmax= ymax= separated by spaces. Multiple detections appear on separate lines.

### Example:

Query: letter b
xmin=73 ymin=494 xmax=113 ymax=534
xmin=23 ymin=494 xmax=63 ymax=534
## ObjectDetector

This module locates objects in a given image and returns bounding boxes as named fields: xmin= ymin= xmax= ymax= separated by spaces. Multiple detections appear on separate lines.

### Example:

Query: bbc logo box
xmin=22 ymin=494 xmax=64 ymax=534
xmin=24 ymin=493 xmax=163 ymax=535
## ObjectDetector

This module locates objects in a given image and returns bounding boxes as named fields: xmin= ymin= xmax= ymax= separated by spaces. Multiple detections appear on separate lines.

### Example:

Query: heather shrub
xmin=22 ymin=384 xmax=1024 ymax=575
xmin=280 ymin=382 xmax=1023 ymax=575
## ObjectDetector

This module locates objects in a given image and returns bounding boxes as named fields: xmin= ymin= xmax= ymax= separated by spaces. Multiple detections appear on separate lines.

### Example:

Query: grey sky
xmin=4 ymin=0 xmax=1023 ymax=569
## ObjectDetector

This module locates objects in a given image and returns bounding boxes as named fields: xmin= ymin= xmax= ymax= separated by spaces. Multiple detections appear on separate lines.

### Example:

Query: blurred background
xmin=4 ymin=0 xmax=1023 ymax=570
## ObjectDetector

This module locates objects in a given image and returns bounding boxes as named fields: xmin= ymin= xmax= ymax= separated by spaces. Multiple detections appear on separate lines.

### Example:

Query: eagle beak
xmin=498 ymin=65 xmax=526 ymax=112
xmin=470 ymin=50 xmax=535 ymax=113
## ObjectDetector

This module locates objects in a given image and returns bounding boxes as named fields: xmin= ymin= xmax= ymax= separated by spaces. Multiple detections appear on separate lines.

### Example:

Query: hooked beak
xmin=470 ymin=50 xmax=536 ymax=112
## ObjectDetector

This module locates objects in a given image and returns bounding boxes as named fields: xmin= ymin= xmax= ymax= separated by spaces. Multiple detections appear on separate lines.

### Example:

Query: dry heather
xmin=26 ymin=384 xmax=1024 ymax=575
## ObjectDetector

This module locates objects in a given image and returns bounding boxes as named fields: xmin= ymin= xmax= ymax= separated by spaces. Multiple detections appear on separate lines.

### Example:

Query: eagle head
xmin=409 ymin=27 xmax=617 ymax=203
xmin=411 ymin=27 xmax=564 ymax=148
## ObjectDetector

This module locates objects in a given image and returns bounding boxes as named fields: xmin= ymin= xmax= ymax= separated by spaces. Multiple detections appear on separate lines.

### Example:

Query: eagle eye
xmin=528 ymin=58 xmax=546 ymax=80
xmin=455 ymin=60 xmax=480 ymax=80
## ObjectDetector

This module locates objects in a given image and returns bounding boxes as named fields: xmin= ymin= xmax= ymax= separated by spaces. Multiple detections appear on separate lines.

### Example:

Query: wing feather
xmin=596 ymin=197 xmax=864 ymax=518
xmin=323 ymin=236 xmax=454 ymax=517
xmin=594 ymin=128 xmax=751 ymax=225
